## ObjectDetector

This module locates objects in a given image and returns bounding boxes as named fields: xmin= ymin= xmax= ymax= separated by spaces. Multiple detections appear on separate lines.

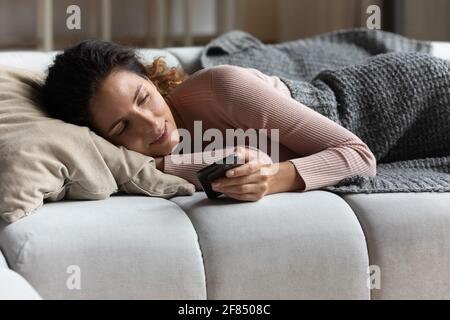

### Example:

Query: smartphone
xmin=196 ymin=153 xmax=244 ymax=199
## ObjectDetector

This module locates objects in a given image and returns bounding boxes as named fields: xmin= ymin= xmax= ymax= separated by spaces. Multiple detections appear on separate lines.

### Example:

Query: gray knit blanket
xmin=200 ymin=28 xmax=450 ymax=194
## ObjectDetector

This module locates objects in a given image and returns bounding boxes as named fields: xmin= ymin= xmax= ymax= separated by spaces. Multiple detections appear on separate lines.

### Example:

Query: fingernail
xmin=211 ymin=182 xmax=220 ymax=188
xmin=227 ymin=170 xmax=234 ymax=177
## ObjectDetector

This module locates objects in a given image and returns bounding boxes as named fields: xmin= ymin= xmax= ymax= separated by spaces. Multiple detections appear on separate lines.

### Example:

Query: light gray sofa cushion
xmin=0 ymin=269 xmax=42 ymax=300
xmin=166 ymin=47 xmax=203 ymax=74
xmin=0 ymin=250 xmax=7 ymax=268
xmin=343 ymin=192 xmax=450 ymax=300
xmin=0 ymin=49 xmax=181 ymax=73
xmin=171 ymin=191 xmax=370 ymax=299
xmin=0 ymin=196 xmax=206 ymax=299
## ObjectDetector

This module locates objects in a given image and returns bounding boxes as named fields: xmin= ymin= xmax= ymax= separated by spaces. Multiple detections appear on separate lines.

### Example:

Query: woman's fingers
xmin=212 ymin=169 xmax=272 ymax=199
xmin=213 ymin=178 xmax=269 ymax=194
xmin=225 ymin=161 xmax=261 ymax=178
xmin=222 ymin=183 xmax=269 ymax=195
xmin=212 ymin=171 xmax=265 ymax=189
xmin=221 ymin=192 xmax=264 ymax=202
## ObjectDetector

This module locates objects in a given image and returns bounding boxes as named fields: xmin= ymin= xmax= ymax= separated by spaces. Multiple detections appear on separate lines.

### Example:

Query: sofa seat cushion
xmin=170 ymin=191 xmax=370 ymax=299
xmin=342 ymin=192 xmax=450 ymax=299
xmin=0 ymin=196 xmax=206 ymax=299
xmin=0 ymin=269 xmax=42 ymax=300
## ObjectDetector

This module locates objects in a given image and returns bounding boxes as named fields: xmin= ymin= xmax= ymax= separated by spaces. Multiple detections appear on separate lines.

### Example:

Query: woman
xmin=42 ymin=40 xmax=377 ymax=201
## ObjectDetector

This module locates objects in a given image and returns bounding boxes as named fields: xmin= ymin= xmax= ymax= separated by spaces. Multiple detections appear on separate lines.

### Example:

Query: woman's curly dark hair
xmin=42 ymin=40 xmax=187 ymax=127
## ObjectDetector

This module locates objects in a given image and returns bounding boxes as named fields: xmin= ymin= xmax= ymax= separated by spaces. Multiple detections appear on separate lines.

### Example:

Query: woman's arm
xmin=209 ymin=65 xmax=377 ymax=193
xmin=157 ymin=66 xmax=298 ymax=192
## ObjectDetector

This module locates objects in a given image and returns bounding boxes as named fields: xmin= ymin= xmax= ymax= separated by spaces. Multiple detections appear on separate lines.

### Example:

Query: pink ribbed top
xmin=163 ymin=65 xmax=377 ymax=192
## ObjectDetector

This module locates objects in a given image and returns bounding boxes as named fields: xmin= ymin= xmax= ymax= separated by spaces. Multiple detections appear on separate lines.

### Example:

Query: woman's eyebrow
xmin=107 ymin=83 xmax=143 ymax=135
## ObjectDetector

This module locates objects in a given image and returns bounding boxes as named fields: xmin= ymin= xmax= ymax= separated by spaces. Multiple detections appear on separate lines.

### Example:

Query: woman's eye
xmin=140 ymin=94 xmax=150 ymax=105
xmin=118 ymin=121 xmax=128 ymax=135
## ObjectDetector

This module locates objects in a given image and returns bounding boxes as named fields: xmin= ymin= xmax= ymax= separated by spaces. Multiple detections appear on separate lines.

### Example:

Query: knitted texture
xmin=200 ymin=29 xmax=450 ymax=193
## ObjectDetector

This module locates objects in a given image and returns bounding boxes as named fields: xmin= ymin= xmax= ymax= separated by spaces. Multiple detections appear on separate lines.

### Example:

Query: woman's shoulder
xmin=168 ymin=65 xmax=248 ymax=97
xmin=188 ymin=65 xmax=291 ymax=97
xmin=195 ymin=65 xmax=284 ymax=85
xmin=168 ymin=64 xmax=289 ymax=103
xmin=189 ymin=64 xmax=249 ymax=80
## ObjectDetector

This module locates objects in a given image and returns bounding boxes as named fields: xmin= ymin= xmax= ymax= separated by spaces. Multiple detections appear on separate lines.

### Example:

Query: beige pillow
xmin=0 ymin=65 xmax=195 ymax=223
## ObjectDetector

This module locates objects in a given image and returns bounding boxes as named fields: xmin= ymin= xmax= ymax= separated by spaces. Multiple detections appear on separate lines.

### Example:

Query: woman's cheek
xmin=124 ymin=137 xmax=141 ymax=153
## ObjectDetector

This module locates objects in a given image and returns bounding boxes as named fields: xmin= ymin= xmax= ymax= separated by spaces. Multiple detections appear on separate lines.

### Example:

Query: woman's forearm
xmin=160 ymin=153 xmax=306 ymax=194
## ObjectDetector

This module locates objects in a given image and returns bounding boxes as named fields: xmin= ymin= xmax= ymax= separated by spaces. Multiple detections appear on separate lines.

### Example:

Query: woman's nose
xmin=135 ymin=111 xmax=160 ymax=135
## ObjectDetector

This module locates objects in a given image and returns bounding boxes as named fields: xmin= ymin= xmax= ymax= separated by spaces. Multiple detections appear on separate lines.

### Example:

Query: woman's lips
xmin=151 ymin=121 xmax=168 ymax=145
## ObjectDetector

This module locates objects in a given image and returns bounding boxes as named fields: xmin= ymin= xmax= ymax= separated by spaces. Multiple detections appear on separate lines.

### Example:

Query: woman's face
xmin=89 ymin=69 xmax=180 ymax=157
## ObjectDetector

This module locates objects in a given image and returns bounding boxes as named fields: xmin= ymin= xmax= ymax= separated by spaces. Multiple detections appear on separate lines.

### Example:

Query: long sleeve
xmin=239 ymin=67 xmax=292 ymax=98
xmin=163 ymin=66 xmax=293 ymax=191
xmin=208 ymin=65 xmax=377 ymax=192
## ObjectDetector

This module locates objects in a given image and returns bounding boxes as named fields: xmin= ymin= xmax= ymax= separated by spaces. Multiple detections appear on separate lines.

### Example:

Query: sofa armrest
xmin=0 ymin=250 xmax=7 ymax=269
xmin=0 ymin=269 xmax=42 ymax=300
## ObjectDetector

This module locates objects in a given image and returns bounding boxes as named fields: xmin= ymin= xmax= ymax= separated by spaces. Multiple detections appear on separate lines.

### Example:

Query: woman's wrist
xmin=268 ymin=161 xmax=305 ymax=194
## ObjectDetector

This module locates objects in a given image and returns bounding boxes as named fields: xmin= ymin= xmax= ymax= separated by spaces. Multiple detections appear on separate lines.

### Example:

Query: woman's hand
xmin=211 ymin=146 xmax=306 ymax=201
xmin=210 ymin=146 xmax=272 ymax=201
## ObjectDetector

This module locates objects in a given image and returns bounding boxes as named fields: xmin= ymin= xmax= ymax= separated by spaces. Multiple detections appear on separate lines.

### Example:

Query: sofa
xmin=0 ymin=250 xmax=41 ymax=299
xmin=0 ymin=42 xmax=449 ymax=300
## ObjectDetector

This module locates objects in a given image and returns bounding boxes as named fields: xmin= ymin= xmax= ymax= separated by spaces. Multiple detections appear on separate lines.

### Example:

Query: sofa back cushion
xmin=0 ymin=49 xmax=183 ymax=74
